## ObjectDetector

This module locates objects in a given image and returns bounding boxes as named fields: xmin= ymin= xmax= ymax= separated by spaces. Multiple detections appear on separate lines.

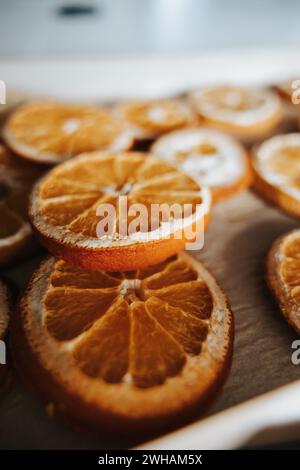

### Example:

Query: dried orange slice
xmin=29 ymin=151 xmax=211 ymax=271
xmin=252 ymin=133 xmax=300 ymax=218
xmin=189 ymin=85 xmax=282 ymax=142
xmin=0 ymin=145 xmax=43 ymax=266
xmin=0 ymin=280 xmax=9 ymax=387
xmin=3 ymin=102 xmax=133 ymax=164
xmin=273 ymin=79 xmax=300 ymax=127
xmin=0 ymin=89 xmax=31 ymax=128
xmin=151 ymin=128 xmax=252 ymax=202
xmin=13 ymin=253 xmax=233 ymax=435
xmin=274 ymin=79 xmax=299 ymax=106
xmin=115 ymin=99 xmax=193 ymax=140
xmin=266 ymin=228 xmax=300 ymax=334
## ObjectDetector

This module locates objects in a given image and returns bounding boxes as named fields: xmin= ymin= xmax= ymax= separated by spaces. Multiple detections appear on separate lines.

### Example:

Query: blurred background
xmin=1 ymin=0 xmax=300 ymax=58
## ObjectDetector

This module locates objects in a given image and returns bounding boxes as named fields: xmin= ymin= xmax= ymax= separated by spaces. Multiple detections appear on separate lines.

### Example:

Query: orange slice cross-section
xmin=115 ymin=99 xmax=194 ymax=140
xmin=13 ymin=252 xmax=233 ymax=436
xmin=30 ymin=151 xmax=211 ymax=271
xmin=152 ymin=127 xmax=252 ymax=202
xmin=253 ymin=133 xmax=300 ymax=218
xmin=3 ymin=102 xmax=133 ymax=164
xmin=267 ymin=228 xmax=300 ymax=334
xmin=189 ymin=85 xmax=282 ymax=142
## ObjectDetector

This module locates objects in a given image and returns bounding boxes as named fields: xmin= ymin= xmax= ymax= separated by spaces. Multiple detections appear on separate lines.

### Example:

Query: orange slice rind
xmin=29 ymin=151 xmax=211 ymax=271
xmin=151 ymin=127 xmax=252 ymax=202
xmin=3 ymin=102 xmax=133 ymax=164
xmin=13 ymin=252 xmax=233 ymax=435
xmin=252 ymin=133 xmax=300 ymax=218
xmin=189 ymin=85 xmax=282 ymax=141
xmin=267 ymin=228 xmax=300 ymax=334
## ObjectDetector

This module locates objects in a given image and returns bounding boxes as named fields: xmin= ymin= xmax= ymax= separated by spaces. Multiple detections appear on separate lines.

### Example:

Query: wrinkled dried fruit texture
xmin=44 ymin=256 xmax=213 ymax=388
xmin=121 ymin=100 xmax=188 ymax=133
xmin=8 ymin=103 xmax=124 ymax=156
xmin=39 ymin=153 xmax=202 ymax=238
xmin=281 ymin=236 xmax=300 ymax=303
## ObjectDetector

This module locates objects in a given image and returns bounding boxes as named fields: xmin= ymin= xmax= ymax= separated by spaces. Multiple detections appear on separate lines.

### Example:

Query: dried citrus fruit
xmin=152 ymin=128 xmax=252 ymax=202
xmin=274 ymin=79 xmax=299 ymax=108
xmin=3 ymin=101 xmax=133 ymax=164
xmin=267 ymin=228 xmax=300 ymax=334
xmin=189 ymin=85 xmax=282 ymax=142
xmin=273 ymin=79 xmax=300 ymax=128
xmin=115 ymin=99 xmax=193 ymax=140
xmin=252 ymin=133 xmax=300 ymax=218
xmin=0 ymin=89 xmax=31 ymax=128
xmin=0 ymin=280 xmax=9 ymax=388
xmin=13 ymin=253 xmax=233 ymax=435
xmin=0 ymin=145 xmax=43 ymax=266
xmin=29 ymin=151 xmax=211 ymax=271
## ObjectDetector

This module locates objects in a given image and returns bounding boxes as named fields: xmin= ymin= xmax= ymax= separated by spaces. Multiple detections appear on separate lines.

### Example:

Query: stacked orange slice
xmin=252 ymin=133 xmax=300 ymax=217
xmin=3 ymin=102 xmax=133 ymax=164
xmin=273 ymin=79 xmax=300 ymax=129
xmin=274 ymin=79 xmax=299 ymax=110
xmin=152 ymin=127 xmax=252 ymax=202
xmin=13 ymin=253 xmax=233 ymax=435
xmin=0 ymin=89 xmax=30 ymax=128
xmin=0 ymin=280 xmax=9 ymax=388
xmin=0 ymin=145 xmax=43 ymax=266
xmin=189 ymin=85 xmax=282 ymax=142
xmin=115 ymin=99 xmax=193 ymax=141
xmin=29 ymin=151 xmax=211 ymax=271
xmin=267 ymin=228 xmax=300 ymax=334
xmin=7 ymin=98 xmax=235 ymax=438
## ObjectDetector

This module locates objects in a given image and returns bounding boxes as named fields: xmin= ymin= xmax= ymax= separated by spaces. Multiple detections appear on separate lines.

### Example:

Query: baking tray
xmin=1 ymin=51 xmax=300 ymax=449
